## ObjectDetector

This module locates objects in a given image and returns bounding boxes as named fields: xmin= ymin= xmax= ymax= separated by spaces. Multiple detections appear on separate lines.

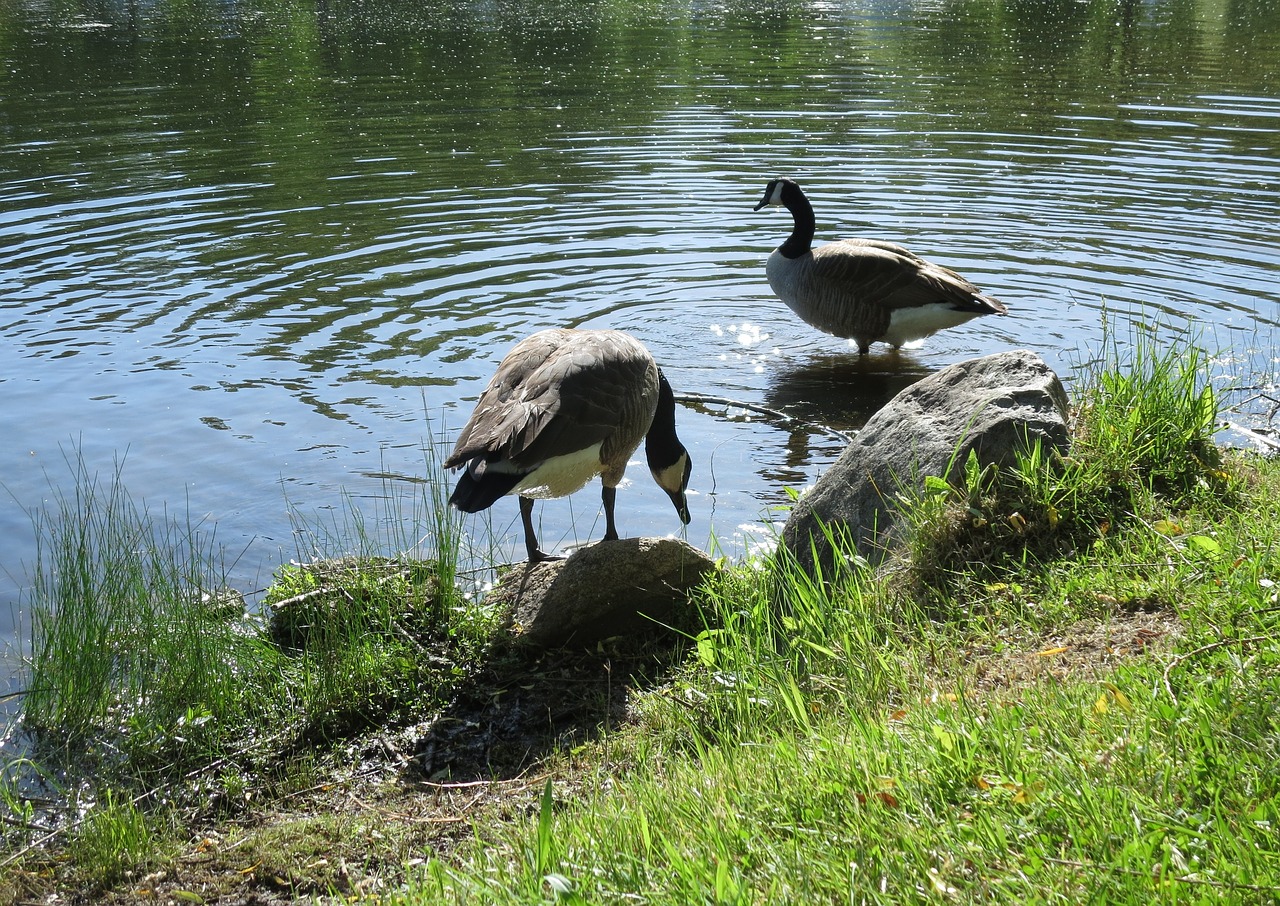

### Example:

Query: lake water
xmin=3 ymin=0 xmax=1279 ymax=712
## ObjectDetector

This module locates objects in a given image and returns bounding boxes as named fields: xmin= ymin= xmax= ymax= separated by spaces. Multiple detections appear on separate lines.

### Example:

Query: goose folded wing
xmin=813 ymin=239 xmax=987 ymax=311
xmin=444 ymin=332 xmax=572 ymax=468
xmin=513 ymin=350 xmax=652 ymax=466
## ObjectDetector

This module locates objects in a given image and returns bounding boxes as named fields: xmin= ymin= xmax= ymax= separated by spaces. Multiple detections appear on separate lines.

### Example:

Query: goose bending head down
xmin=754 ymin=177 xmax=1008 ymax=354
xmin=444 ymin=328 xmax=692 ymax=563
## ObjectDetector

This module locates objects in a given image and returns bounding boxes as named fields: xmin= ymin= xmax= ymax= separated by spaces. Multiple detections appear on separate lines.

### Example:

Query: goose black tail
xmin=449 ymin=467 xmax=524 ymax=513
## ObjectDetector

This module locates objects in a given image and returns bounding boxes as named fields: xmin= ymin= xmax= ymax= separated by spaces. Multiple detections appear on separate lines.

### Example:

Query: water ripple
xmin=2 ymin=4 xmax=1279 ymax=670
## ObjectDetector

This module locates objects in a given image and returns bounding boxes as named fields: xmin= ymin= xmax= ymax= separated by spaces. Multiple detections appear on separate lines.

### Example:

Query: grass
xmin=20 ymin=451 xmax=257 ymax=740
xmin=64 ymin=789 xmax=163 ymax=892
xmin=403 ymin=327 xmax=1280 ymax=904
xmin=1 ymin=438 xmax=498 ymax=885
xmin=3 ymin=324 xmax=1280 ymax=903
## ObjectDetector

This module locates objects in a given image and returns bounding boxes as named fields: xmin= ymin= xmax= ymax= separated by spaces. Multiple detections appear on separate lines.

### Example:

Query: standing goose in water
xmin=445 ymin=328 xmax=692 ymax=563
xmin=754 ymin=177 xmax=1008 ymax=354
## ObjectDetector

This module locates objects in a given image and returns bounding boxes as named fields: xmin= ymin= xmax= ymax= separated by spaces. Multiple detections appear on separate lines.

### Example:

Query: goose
xmin=754 ymin=177 xmax=1008 ymax=354
xmin=445 ymin=328 xmax=692 ymax=563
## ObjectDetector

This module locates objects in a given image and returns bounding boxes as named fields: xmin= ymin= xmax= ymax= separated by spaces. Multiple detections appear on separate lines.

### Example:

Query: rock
xmin=779 ymin=349 xmax=1071 ymax=580
xmin=489 ymin=538 xmax=718 ymax=648
xmin=200 ymin=586 xmax=247 ymax=620
xmin=266 ymin=557 xmax=441 ymax=650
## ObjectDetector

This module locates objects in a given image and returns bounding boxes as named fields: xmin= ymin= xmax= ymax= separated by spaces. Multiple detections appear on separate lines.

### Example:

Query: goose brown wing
xmin=515 ymin=334 xmax=655 ymax=467
xmin=445 ymin=330 xmax=654 ymax=469
xmin=811 ymin=238 xmax=996 ymax=312
xmin=444 ymin=329 xmax=571 ymax=469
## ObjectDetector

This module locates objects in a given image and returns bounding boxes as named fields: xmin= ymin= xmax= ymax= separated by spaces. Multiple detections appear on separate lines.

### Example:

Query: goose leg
xmin=519 ymin=496 xmax=555 ymax=563
xmin=602 ymin=485 xmax=619 ymax=541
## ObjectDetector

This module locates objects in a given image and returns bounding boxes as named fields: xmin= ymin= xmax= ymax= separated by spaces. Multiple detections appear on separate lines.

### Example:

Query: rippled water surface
xmin=3 ymin=0 xmax=1280 ymax=701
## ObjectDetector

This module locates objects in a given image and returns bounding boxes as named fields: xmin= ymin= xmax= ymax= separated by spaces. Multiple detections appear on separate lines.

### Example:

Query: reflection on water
xmin=2 ymin=0 xmax=1280 ymax=704
xmin=766 ymin=353 xmax=935 ymax=432
xmin=763 ymin=352 xmax=933 ymax=473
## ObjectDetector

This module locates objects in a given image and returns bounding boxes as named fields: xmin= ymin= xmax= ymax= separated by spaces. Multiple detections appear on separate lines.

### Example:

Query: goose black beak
xmin=754 ymin=180 xmax=780 ymax=211
xmin=668 ymin=489 xmax=691 ymax=526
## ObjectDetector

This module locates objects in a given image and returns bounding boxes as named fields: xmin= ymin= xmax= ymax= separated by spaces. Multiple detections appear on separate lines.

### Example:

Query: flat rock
xmin=490 ymin=537 xmax=717 ymax=648
xmin=780 ymin=349 xmax=1072 ymax=580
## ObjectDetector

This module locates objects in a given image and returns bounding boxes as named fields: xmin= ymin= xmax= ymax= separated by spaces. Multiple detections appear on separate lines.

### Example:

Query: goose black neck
xmin=778 ymin=181 xmax=816 ymax=259
xmin=645 ymin=370 xmax=686 ymax=469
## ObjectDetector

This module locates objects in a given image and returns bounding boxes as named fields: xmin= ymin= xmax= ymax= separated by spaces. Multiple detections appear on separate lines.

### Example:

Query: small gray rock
xmin=490 ymin=537 xmax=717 ymax=648
xmin=780 ymin=349 xmax=1071 ymax=580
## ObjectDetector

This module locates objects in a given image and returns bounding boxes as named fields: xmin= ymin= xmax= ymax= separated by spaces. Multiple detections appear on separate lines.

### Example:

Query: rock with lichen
xmin=487 ymin=537 xmax=717 ymax=648
xmin=780 ymin=349 xmax=1071 ymax=581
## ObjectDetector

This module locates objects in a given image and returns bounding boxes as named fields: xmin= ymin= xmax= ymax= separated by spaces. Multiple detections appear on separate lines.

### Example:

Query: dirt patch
xmin=80 ymin=771 xmax=537 ymax=905
xmin=964 ymin=608 xmax=1182 ymax=693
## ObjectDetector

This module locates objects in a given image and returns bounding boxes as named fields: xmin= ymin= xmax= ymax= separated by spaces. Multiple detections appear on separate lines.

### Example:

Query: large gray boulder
xmin=779 ymin=350 xmax=1071 ymax=580
xmin=489 ymin=537 xmax=717 ymax=648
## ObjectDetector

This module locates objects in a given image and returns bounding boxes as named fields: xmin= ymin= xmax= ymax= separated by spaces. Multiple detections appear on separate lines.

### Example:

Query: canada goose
xmin=445 ymin=328 xmax=692 ymax=563
xmin=754 ymin=177 xmax=1008 ymax=354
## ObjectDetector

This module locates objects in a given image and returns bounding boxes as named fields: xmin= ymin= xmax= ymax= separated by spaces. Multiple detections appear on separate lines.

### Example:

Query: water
xmin=3 ymin=0 xmax=1279 ymax=714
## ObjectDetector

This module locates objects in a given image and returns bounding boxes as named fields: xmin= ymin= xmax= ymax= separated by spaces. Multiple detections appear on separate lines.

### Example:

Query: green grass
xmin=5 ymin=325 xmax=1280 ymax=903
xmin=21 ymin=451 xmax=261 ymax=741
xmin=2 ymin=439 xmax=497 ymax=874
xmin=401 ymin=328 xmax=1280 ymax=904
xmin=64 ymin=789 xmax=165 ymax=892
xmin=420 ymin=670 xmax=1280 ymax=902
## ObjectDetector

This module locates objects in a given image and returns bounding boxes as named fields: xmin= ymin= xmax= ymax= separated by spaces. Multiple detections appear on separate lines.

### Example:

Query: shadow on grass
xmin=408 ymin=621 xmax=692 ymax=782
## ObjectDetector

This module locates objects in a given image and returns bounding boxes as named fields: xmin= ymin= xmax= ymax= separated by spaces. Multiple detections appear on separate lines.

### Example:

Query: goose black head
xmin=646 ymin=370 xmax=692 ymax=525
xmin=754 ymin=177 xmax=796 ymax=211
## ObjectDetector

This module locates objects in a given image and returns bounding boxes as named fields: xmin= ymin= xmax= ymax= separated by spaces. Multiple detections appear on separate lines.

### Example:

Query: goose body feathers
xmin=755 ymin=177 xmax=1007 ymax=353
xmin=445 ymin=328 xmax=691 ymax=562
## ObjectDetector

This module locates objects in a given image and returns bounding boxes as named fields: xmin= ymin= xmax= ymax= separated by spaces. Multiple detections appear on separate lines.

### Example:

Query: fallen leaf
xmin=1036 ymin=646 xmax=1070 ymax=657
xmin=1134 ymin=628 xmax=1164 ymax=644
xmin=1188 ymin=535 xmax=1222 ymax=557
xmin=1011 ymin=782 xmax=1043 ymax=805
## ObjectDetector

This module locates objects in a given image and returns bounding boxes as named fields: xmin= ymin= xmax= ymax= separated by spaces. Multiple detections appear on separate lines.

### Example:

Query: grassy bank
xmin=409 ymin=333 xmax=1280 ymax=903
xmin=3 ymin=330 xmax=1279 ymax=903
